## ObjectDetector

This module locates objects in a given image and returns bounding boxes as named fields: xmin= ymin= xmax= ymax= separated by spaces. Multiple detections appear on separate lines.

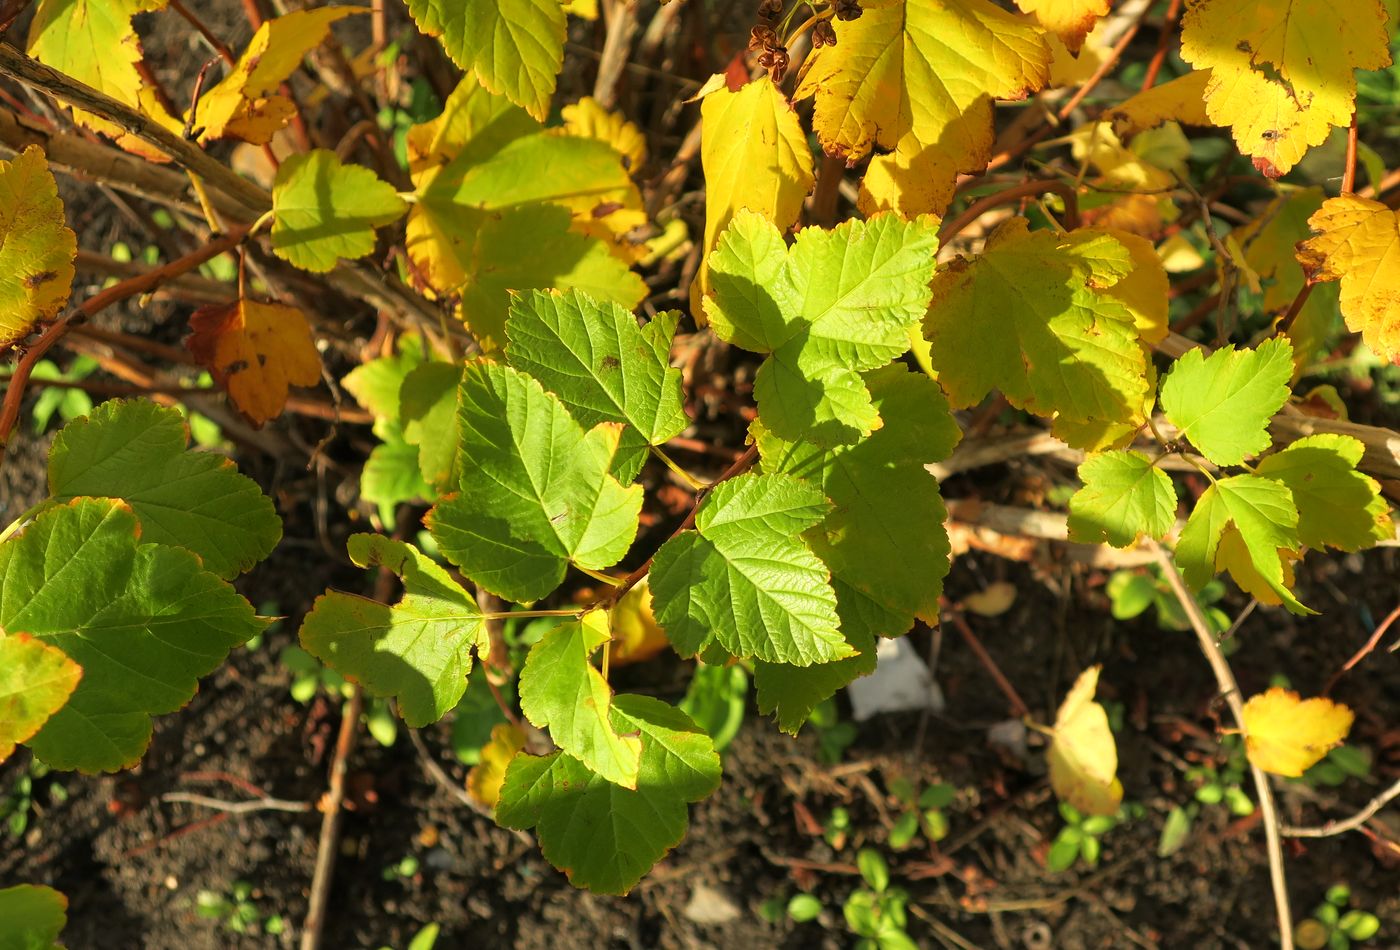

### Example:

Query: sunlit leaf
xmin=0 ymin=635 xmax=81 ymax=764
xmin=299 ymin=534 xmax=488 ymax=728
xmin=1296 ymin=194 xmax=1400 ymax=363
xmin=1179 ymin=0 xmax=1390 ymax=177
xmin=186 ymin=298 xmax=322 ymax=427
xmin=1242 ymin=687 xmax=1353 ymax=777
xmin=1048 ymin=665 xmax=1122 ymax=817
xmin=466 ymin=722 xmax=527 ymax=809
xmin=271 ymin=149 xmax=407 ymax=273
xmin=0 ymin=146 xmax=76 ymax=348
xmin=1067 ymin=450 xmax=1178 ymax=548
xmin=519 ymin=611 xmax=642 ymax=788
xmin=1016 ymin=0 xmax=1109 ymax=53
xmin=1158 ymin=338 xmax=1293 ymax=467
xmin=1256 ymin=434 xmax=1391 ymax=552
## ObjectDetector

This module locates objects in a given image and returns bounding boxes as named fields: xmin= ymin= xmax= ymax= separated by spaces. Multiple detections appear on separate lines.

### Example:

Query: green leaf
xmin=650 ymin=473 xmax=851 ymax=666
xmin=427 ymin=361 xmax=643 ymax=603
xmin=496 ymin=694 xmax=721 ymax=894
xmin=342 ymin=337 xmax=428 ymax=438
xmin=756 ymin=364 xmax=960 ymax=636
xmin=505 ymin=289 xmax=688 ymax=482
xmin=1159 ymin=338 xmax=1294 ymax=466
xmin=924 ymin=221 xmax=1150 ymax=437
xmin=1175 ymin=474 xmax=1308 ymax=613
xmin=1067 ymin=450 xmax=1178 ymax=547
xmin=299 ymin=534 xmax=488 ymax=728
xmin=47 ymin=399 xmax=281 ymax=578
xmin=0 ymin=634 xmax=81 ymax=764
xmin=271 ymin=149 xmax=407 ymax=273
xmin=360 ymin=438 xmax=432 ymax=524
xmin=404 ymin=0 xmax=565 ymax=120
xmin=752 ymin=366 xmax=959 ymax=730
xmin=705 ymin=210 xmax=939 ymax=445
xmin=406 ymin=79 xmax=645 ymax=349
xmin=400 ymin=362 xmax=462 ymax=491
xmin=1257 ymin=434 xmax=1391 ymax=552
xmin=518 ymin=612 xmax=642 ymax=788
xmin=0 ymin=884 xmax=67 ymax=950
xmin=0 ymin=499 xmax=264 ymax=771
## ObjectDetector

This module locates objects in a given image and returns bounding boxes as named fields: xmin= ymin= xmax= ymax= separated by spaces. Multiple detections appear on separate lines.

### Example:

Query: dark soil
xmin=4 ymin=532 xmax=1398 ymax=949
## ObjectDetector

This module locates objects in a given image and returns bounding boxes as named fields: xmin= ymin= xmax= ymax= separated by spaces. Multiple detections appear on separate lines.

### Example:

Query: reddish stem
xmin=939 ymin=179 xmax=1080 ymax=243
xmin=1342 ymin=111 xmax=1359 ymax=194
xmin=1140 ymin=0 xmax=1183 ymax=92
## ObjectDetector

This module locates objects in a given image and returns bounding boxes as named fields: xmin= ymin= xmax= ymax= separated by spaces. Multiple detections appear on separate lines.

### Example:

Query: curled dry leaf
xmin=609 ymin=577 xmax=669 ymax=667
xmin=1048 ymin=665 xmax=1122 ymax=817
xmin=1241 ymin=687 xmax=1353 ymax=777
xmin=187 ymin=298 xmax=321 ymax=427
xmin=466 ymin=722 xmax=527 ymax=809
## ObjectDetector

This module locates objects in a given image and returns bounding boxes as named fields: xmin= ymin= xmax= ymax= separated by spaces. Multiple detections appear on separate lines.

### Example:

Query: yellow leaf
xmin=1215 ymin=524 xmax=1299 ymax=606
xmin=27 ymin=0 xmax=179 ymax=152
xmin=693 ymin=76 xmax=814 ymax=316
xmin=1180 ymin=0 xmax=1390 ymax=178
xmin=1296 ymin=194 xmax=1400 ymax=363
xmin=195 ymin=7 xmax=363 ymax=145
xmin=608 ymin=578 xmax=669 ymax=667
xmin=562 ymin=96 xmax=647 ymax=171
xmin=1016 ymin=0 xmax=1109 ymax=53
xmin=796 ymin=0 xmax=1050 ymax=218
xmin=466 ymin=723 xmax=527 ymax=809
xmin=0 ymin=147 xmax=76 ymax=347
xmin=1105 ymin=71 xmax=1213 ymax=140
xmin=963 ymin=581 xmax=1017 ymax=617
xmin=1048 ymin=665 xmax=1122 ymax=817
xmin=1242 ymin=687 xmax=1353 ymax=777
xmin=563 ymin=0 xmax=599 ymax=17
xmin=186 ymin=299 xmax=322 ymax=427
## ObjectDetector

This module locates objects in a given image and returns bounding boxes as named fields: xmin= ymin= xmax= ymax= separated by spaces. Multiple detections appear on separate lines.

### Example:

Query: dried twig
xmin=1281 ymin=777 xmax=1400 ymax=839
xmin=162 ymin=792 xmax=310 ymax=815
xmin=1324 ymin=603 xmax=1400 ymax=695
xmin=1151 ymin=541 xmax=1294 ymax=950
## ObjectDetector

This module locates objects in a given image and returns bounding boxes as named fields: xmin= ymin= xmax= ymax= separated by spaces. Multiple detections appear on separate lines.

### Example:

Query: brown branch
xmin=0 ymin=225 xmax=251 ymax=447
xmin=943 ymin=606 xmax=1030 ymax=718
xmin=0 ymin=0 xmax=32 ymax=35
xmin=301 ymin=685 xmax=361 ymax=950
xmin=1151 ymin=542 xmax=1294 ymax=950
xmin=1342 ymin=111 xmax=1359 ymax=195
xmin=939 ymin=179 xmax=1080 ymax=244
xmin=0 ymin=42 xmax=269 ymax=214
xmin=1281 ymin=777 xmax=1400 ymax=839
xmin=1324 ymin=603 xmax=1400 ymax=695
xmin=1140 ymin=0 xmax=1183 ymax=91
xmin=170 ymin=0 xmax=238 ymax=67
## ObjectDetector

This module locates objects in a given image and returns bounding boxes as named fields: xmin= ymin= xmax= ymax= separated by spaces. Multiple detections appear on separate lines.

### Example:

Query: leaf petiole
xmin=649 ymin=445 xmax=706 ymax=491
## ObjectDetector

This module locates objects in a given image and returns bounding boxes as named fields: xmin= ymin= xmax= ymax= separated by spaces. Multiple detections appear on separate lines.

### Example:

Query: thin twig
xmin=1342 ymin=112 xmax=1359 ymax=195
xmin=939 ymin=179 xmax=1080 ymax=244
xmin=1281 ymin=777 xmax=1400 ymax=838
xmin=1140 ymin=0 xmax=1182 ymax=91
xmin=405 ymin=727 xmax=532 ymax=845
xmin=170 ymin=0 xmax=239 ymax=67
xmin=1151 ymin=542 xmax=1294 ymax=950
xmin=0 ymin=225 xmax=251 ymax=446
xmin=943 ymin=606 xmax=1031 ymax=719
xmin=161 ymin=792 xmax=311 ymax=814
xmin=1324 ymin=602 xmax=1400 ymax=695
xmin=301 ymin=686 xmax=361 ymax=950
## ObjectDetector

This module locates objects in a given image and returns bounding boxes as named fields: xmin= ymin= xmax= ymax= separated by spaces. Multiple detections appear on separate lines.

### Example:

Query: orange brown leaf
xmin=187 ymin=299 xmax=321 ymax=426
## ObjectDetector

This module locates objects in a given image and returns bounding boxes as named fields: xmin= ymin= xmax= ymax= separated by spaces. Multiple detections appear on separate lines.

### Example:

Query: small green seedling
xmin=376 ymin=922 xmax=441 ymax=950
xmin=1294 ymin=884 xmax=1382 ymax=950
xmin=786 ymin=893 xmax=824 ymax=923
xmin=809 ymin=698 xmax=858 ymax=765
xmin=195 ymin=880 xmax=284 ymax=936
xmin=886 ymin=776 xmax=955 ymax=850
xmin=281 ymin=645 xmax=398 ymax=747
xmin=1107 ymin=569 xmax=1232 ymax=642
xmin=1300 ymin=744 xmax=1373 ymax=788
xmin=1047 ymin=802 xmax=1118 ymax=872
xmin=844 ymin=849 xmax=916 ymax=950
xmin=1 ymin=759 xmax=65 ymax=838
xmin=824 ymin=806 xmax=852 ymax=850
xmin=1187 ymin=734 xmax=1255 ymax=816
xmin=381 ymin=855 xmax=420 ymax=883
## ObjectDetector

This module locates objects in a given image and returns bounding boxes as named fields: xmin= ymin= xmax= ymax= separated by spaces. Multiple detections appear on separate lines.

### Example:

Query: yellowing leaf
xmin=1048 ymin=666 xmax=1122 ymax=817
xmin=1242 ymin=687 xmax=1353 ymax=777
xmin=608 ymin=577 xmax=669 ymax=667
xmin=186 ymin=299 xmax=321 ymax=426
xmin=924 ymin=220 xmax=1151 ymax=443
xmin=406 ymin=78 xmax=646 ymax=348
xmin=1215 ymin=524 xmax=1299 ymax=606
xmin=1180 ymin=0 xmax=1391 ymax=178
xmin=195 ymin=7 xmax=363 ymax=144
xmin=1105 ymin=71 xmax=1213 ymax=139
xmin=405 ymin=0 xmax=566 ymax=120
xmin=694 ymin=76 xmax=814 ymax=316
xmin=466 ymin=722 xmax=527 ymax=809
xmin=1296 ymin=194 xmax=1400 ymax=363
xmin=1016 ymin=0 xmax=1109 ymax=53
xmin=562 ymin=97 xmax=647 ymax=171
xmin=0 ymin=146 xmax=76 ymax=347
xmin=0 ymin=634 xmax=82 ymax=764
xmin=27 ymin=0 xmax=178 ymax=150
xmin=797 ymin=0 xmax=1050 ymax=217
